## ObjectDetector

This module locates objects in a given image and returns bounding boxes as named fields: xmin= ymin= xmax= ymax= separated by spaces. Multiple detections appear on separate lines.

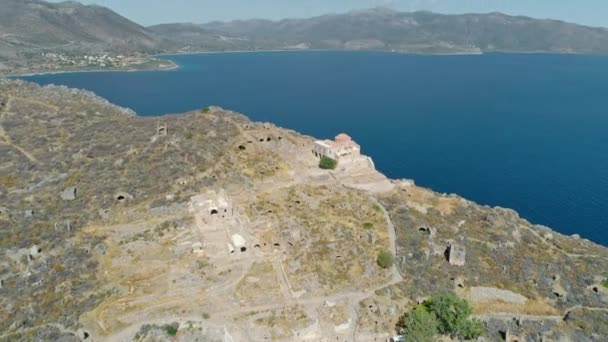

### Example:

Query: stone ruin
xmin=446 ymin=241 xmax=466 ymax=266
xmin=189 ymin=190 xmax=249 ymax=256
xmin=61 ymin=186 xmax=77 ymax=201
xmin=157 ymin=123 xmax=167 ymax=137
xmin=190 ymin=189 xmax=235 ymax=220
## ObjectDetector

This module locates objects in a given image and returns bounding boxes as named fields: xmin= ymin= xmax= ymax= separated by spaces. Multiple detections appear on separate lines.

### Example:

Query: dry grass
xmin=473 ymin=298 xmax=559 ymax=316
xmin=236 ymin=262 xmax=282 ymax=304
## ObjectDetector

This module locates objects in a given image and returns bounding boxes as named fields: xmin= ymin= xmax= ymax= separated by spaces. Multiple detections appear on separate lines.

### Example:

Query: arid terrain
xmin=1 ymin=79 xmax=608 ymax=341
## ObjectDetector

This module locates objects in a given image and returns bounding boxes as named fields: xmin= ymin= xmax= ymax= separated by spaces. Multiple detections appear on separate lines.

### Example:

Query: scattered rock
xmin=552 ymin=283 xmax=567 ymax=298
xmin=29 ymin=245 xmax=42 ymax=259
xmin=60 ymin=186 xmax=77 ymax=201
xmin=94 ymin=243 xmax=107 ymax=255
xmin=98 ymin=209 xmax=110 ymax=220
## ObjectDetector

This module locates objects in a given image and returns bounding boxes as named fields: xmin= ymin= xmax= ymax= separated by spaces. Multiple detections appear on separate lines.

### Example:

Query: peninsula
xmin=1 ymin=79 xmax=608 ymax=341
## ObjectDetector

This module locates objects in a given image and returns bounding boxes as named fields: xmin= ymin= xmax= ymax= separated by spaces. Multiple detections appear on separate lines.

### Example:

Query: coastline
xmin=158 ymin=48 xmax=486 ymax=57
xmin=7 ymin=49 xmax=602 ymax=78
xmin=5 ymin=49 xmax=484 ymax=78
xmin=2 ymin=59 xmax=179 ymax=78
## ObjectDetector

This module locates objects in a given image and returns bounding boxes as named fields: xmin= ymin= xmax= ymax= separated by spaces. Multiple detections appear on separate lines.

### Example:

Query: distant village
xmin=0 ymin=53 xmax=175 ymax=76
xmin=42 ymin=52 xmax=173 ymax=70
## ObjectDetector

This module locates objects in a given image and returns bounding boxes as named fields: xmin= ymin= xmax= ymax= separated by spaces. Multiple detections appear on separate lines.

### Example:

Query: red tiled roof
xmin=335 ymin=133 xmax=352 ymax=142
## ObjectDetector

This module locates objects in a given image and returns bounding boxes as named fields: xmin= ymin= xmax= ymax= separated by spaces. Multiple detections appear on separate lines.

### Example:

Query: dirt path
xmin=0 ymin=96 xmax=40 ymax=163
xmin=274 ymin=258 xmax=296 ymax=303
xmin=371 ymin=197 xmax=404 ymax=284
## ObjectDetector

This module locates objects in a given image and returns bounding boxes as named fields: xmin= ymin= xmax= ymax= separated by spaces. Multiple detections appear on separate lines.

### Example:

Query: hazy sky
xmin=50 ymin=0 xmax=608 ymax=27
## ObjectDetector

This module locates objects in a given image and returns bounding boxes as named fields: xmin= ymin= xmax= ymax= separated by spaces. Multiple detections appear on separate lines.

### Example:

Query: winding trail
xmin=0 ymin=96 xmax=40 ymax=163
xmin=370 ymin=197 xmax=404 ymax=284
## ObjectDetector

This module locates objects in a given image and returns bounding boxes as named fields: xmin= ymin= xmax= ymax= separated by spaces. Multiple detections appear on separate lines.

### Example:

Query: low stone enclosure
xmin=189 ymin=190 xmax=251 ymax=257
xmin=190 ymin=189 xmax=236 ymax=220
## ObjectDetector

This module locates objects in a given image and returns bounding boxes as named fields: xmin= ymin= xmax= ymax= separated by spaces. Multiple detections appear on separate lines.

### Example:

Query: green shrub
xmin=396 ymin=305 xmax=439 ymax=342
xmin=201 ymin=107 xmax=210 ymax=113
xmin=459 ymin=319 xmax=484 ymax=340
xmin=319 ymin=156 xmax=337 ymax=170
xmin=424 ymin=293 xmax=482 ymax=339
xmin=164 ymin=324 xmax=178 ymax=336
xmin=363 ymin=222 xmax=374 ymax=229
xmin=603 ymin=280 xmax=608 ymax=289
xmin=396 ymin=293 xmax=483 ymax=340
xmin=185 ymin=131 xmax=193 ymax=140
xmin=376 ymin=250 xmax=394 ymax=269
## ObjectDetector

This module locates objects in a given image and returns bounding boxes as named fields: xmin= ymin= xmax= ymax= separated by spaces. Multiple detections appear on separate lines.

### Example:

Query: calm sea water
xmin=20 ymin=51 xmax=608 ymax=245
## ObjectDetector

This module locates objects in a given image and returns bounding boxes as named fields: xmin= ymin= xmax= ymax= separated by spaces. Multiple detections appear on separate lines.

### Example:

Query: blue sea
xmin=20 ymin=51 xmax=608 ymax=245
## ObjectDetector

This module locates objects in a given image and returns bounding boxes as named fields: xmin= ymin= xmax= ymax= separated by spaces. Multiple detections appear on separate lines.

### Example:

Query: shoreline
xmin=2 ymin=60 xmax=180 ymax=78
xmin=158 ymin=48 xmax=486 ymax=57
xmin=6 ymin=49 xmax=605 ymax=78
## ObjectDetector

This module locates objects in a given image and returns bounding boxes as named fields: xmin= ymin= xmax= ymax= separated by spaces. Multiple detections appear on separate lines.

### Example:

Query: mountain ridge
xmin=3 ymin=0 xmax=608 ymax=75
xmin=180 ymin=9 xmax=608 ymax=54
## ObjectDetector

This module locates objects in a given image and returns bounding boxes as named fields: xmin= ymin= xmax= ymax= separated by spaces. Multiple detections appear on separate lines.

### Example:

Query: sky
xmin=49 ymin=0 xmax=608 ymax=27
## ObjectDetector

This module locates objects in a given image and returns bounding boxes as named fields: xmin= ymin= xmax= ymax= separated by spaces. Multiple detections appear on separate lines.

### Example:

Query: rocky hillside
xmin=192 ymin=8 xmax=608 ymax=54
xmin=0 ymin=0 xmax=163 ymax=51
xmin=1 ymin=79 xmax=608 ymax=341
xmin=0 ymin=0 xmax=170 ymax=71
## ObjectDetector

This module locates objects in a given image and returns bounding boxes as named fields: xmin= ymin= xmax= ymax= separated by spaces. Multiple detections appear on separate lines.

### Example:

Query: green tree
xmin=319 ymin=156 xmax=337 ymax=170
xmin=376 ymin=250 xmax=394 ymax=269
xmin=396 ymin=305 xmax=439 ymax=342
xmin=424 ymin=293 xmax=482 ymax=339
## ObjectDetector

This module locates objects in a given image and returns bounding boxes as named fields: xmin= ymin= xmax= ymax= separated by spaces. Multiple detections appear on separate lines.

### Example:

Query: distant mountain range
xmin=156 ymin=8 xmax=608 ymax=54
xmin=2 ymin=0 xmax=608 ymax=71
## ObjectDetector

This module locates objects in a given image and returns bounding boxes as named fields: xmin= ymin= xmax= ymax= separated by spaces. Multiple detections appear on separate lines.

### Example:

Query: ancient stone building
xmin=190 ymin=190 xmax=234 ymax=219
xmin=313 ymin=133 xmax=361 ymax=162
xmin=447 ymin=241 xmax=466 ymax=266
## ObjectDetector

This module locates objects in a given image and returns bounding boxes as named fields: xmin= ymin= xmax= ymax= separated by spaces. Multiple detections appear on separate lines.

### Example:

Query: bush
xmin=201 ymin=107 xmax=210 ymax=113
xmin=319 ymin=156 xmax=337 ymax=170
xmin=163 ymin=324 xmax=178 ymax=336
xmin=376 ymin=250 xmax=394 ymax=269
xmin=459 ymin=319 xmax=484 ymax=340
xmin=396 ymin=293 xmax=483 ymax=341
xmin=424 ymin=293 xmax=483 ymax=339
xmin=396 ymin=305 xmax=438 ymax=342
